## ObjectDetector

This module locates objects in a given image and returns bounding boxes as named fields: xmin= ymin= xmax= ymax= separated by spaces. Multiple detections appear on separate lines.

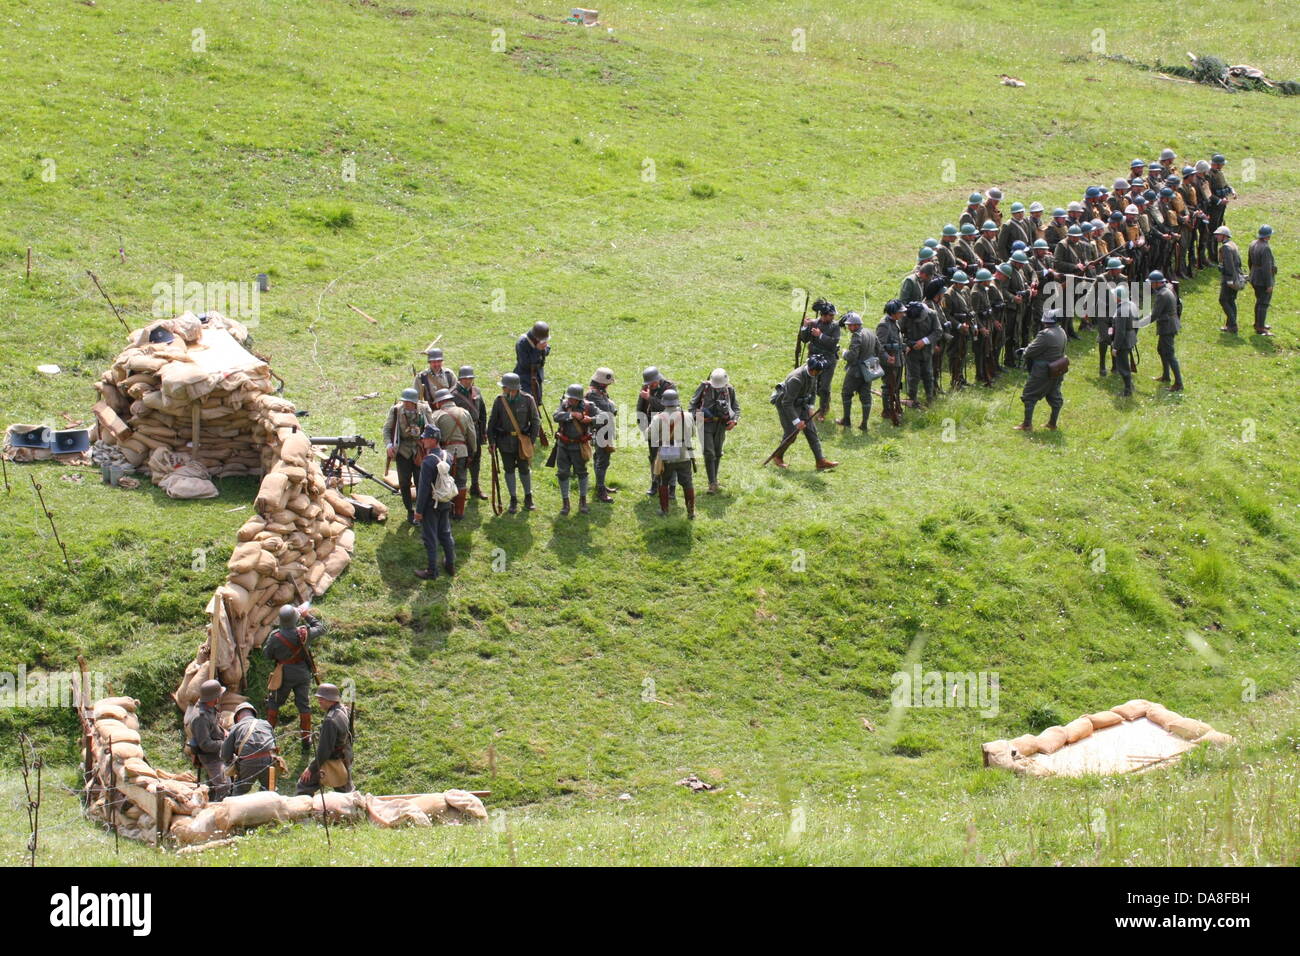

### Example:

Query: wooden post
xmin=155 ymin=789 xmax=165 ymax=848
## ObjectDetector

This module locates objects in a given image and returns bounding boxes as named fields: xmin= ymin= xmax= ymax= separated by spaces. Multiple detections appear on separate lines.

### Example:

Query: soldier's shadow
xmin=374 ymin=519 xmax=429 ymax=598
xmin=631 ymin=494 xmax=695 ymax=554
xmin=479 ymin=509 xmax=536 ymax=566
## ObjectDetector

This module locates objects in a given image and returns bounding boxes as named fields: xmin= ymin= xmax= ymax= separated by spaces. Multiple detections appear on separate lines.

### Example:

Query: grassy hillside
xmin=1 ymin=0 xmax=1297 ymax=864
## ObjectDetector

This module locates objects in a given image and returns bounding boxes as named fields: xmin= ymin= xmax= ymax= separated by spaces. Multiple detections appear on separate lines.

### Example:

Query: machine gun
xmin=309 ymin=435 xmax=399 ymax=494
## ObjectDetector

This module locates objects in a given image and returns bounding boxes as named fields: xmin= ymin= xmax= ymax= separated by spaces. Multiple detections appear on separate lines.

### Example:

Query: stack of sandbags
xmin=174 ymin=429 xmax=358 ymax=707
xmin=91 ymin=312 xmax=272 ymax=477
xmin=147 ymin=446 xmax=219 ymax=499
xmin=81 ymin=696 xmax=207 ymax=845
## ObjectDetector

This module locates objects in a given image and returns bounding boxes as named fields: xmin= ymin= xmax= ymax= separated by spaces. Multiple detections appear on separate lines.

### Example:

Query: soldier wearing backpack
xmin=414 ymin=425 xmax=457 ymax=580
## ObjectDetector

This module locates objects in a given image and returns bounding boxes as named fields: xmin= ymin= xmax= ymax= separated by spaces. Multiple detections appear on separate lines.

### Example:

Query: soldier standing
xmin=1148 ymin=271 xmax=1184 ymax=392
xmin=220 ymin=703 xmax=277 ymax=796
xmin=1247 ymin=225 xmax=1277 ymax=335
xmin=1191 ymin=163 xmax=1215 ymax=268
xmin=974 ymin=221 xmax=1001 ymax=268
xmin=514 ymin=321 xmax=551 ymax=409
xmin=689 ymin=368 xmax=740 ymax=493
xmin=296 ymin=684 xmax=353 ymax=797
xmin=925 ymin=279 xmax=951 ymax=389
xmin=382 ymin=387 xmax=430 ymax=524
xmin=969 ymin=269 xmax=997 ymax=385
xmin=944 ymin=272 xmax=974 ymax=388
xmin=900 ymin=254 xmax=937 ymax=303
xmin=415 ymin=347 xmax=456 ymax=406
xmin=1097 ymin=258 xmax=1127 ymax=375
xmin=262 ymin=603 xmax=325 ymax=752
xmin=1216 ymin=226 xmax=1244 ymax=334
xmin=901 ymin=299 xmax=940 ymax=405
xmin=552 ymin=383 xmax=597 ymax=515
xmin=636 ymin=367 xmax=677 ymax=496
xmin=430 ymin=388 xmax=477 ymax=520
xmin=1205 ymin=154 xmax=1236 ymax=257
xmin=799 ymin=299 xmax=841 ymax=419
xmin=1108 ymin=285 xmax=1139 ymax=397
xmin=876 ymin=301 xmax=908 ymax=417
xmin=413 ymin=424 xmax=456 ymax=577
xmin=188 ymin=679 xmax=230 ymax=802
xmin=836 ymin=312 xmax=881 ymax=431
xmin=452 ymin=366 xmax=489 ymax=502
xmin=585 ymin=368 xmax=618 ymax=503
xmin=1044 ymin=208 xmax=1070 ymax=248
xmin=983 ymin=187 xmax=1005 ymax=226
xmin=487 ymin=373 xmax=541 ymax=513
xmin=955 ymin=223 xmax=982 ymax=272
xmin=1013 ymin=309 xmax=1068 ymax=431
xmin=771 ymin=354 xmax=838 ymax=469
xmin=937 ymin=225 xmax=961 ymax=277
xmin=998 ymin=203 xmax=1032 ymax=260
xmin=647 ymin=389 xmax=697 ymax=518
xmin=1027 ymin=202 xmax=1047 ymax=241
xmin=959 ymin=192 xmax=986 ymax=229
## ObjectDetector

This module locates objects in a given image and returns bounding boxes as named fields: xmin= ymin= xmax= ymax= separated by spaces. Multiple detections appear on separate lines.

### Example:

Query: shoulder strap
xmin=500 ymin=396 xmax=524 ymax=437
xmin=235 ymin=720 xmax=263 ymax=759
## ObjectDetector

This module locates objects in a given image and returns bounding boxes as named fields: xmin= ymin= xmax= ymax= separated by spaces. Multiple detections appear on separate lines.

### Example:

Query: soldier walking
xmin=586 ymin=368 xmax=618 ymax=503
xmin=1109 ymin=285 xmax=1139 ymax=397
xmin=262 ymin=603 xmax=325 ymax=752
xmin=382 ymin=387 xmax=429 ymax=524
xmin=647 ymin=389 xmax=697 ymax=518
xmin=221 ymin=703 xmax=278 ymax=796
xmin=689 ymin=368 xmax=740 ymax=493
xmin=1248 ymin=225 xmax=1277 ymax=335
xmin=488 ymin=373 xmax=542 ymax=513
xmin=1216 ymin=226 xmax=1245 ymax=334
xmin=1013 ymin=309 xmax=1068 ymax=431
xmin=296 ymin=684 xmax=353 ymax=797
xmin=771 ymin=354 xmax=838 ymax=470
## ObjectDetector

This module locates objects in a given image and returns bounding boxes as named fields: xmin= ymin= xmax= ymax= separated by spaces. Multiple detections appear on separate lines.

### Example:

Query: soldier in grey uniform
xmin=771 ymin=354 xmax=838 ymax=470
xmin=636 ymin=367 xmax=677 ymax=496
xmin=647 ymin=389 xmax=697 ymax=518
xmin=382 ymin=387 xmax=430 ymax=524
xmin=1215 ymin=226 xmax=1244 ymax=334
xmin=1013 ymin=308 xmax=1068 ymax=431
xmin=220 ymin=702 xmax=277 ymax=796
xmin=296 ymin=683 xmax=353 ymax=797
xmin=262 ymin=603 xmax=325 ymax=752
xmin=799 ymin=299 xmax=841 ymax=419
xmin=1248 ymin=225 xmax=1276 ymax=335
xmin=1148 ymin=271 xmax=1183 ymax=391
xmin=452 ymin=366 xmax=489 ymax=502
xmin=1097 ymin=258 xmax=1126 ymax=376
xmin=901 ymin=300 xmax=940 ymax=405
xmin=586 ymin=368 xmax=618 ymax=503
xmin=553 ymin=383 xmax=597 ymax=515
xmin=415 ymin=347 xmax=456 ymax=406
xmin=414 ymin=424 xmax=456 ymax=577
xmin=1108 ymin=284 xmax=1139 ymax=397
xmin=487 ymin=372 xmax=542 ymax=513
xmin=836 ymin=312 xmax=882 ymax=431
xmin=514 ymin=321 xmax=551 ymax=406
xmin=188 ymin=679 xmax=230 ymax=802
xmin=688 ymin=368 xmax=740 ymax=494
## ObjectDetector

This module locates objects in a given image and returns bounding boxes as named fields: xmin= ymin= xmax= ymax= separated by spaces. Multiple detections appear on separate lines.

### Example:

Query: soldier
xmin=983 ymin=187 xmax=1004 ymax=226
xmin=1108 ymin=285 xmax=1139 ymax=397
xmin=1205 ymin=153 xmax=1236 ymax=256
xmin=415 ymin=347 xmax=455 ymax=406
xmin=799 ymin=299 xmax=841 ymax=419
xmin=689 ymin=368 xmax=740 ymax=493
xmin=1027 ymin=201 xmax=1047 ymax=241
xmin=968 ymin=269 xmax=997 ymax=386
xmin=944 ymin=271 xmax=974 ymax=388
xmin=901 ymin=298 xmax=940 ymax=405
xmin=1097 ymin=257 xmax=1126 ymax=375
xmin=262 ymin=603 xmax=324 ymax=751
xmin=552 ymin=383 xmax=597 ymax=515
xmin=1191 ymin=163 xmax=1215 ymax=268
xmin=1013 ymin=309 xmax=1068 ymax=431
xmin=383 ymin=387 xmax=430 ymax=524
xmin=1157 ymin=148 xmax=1178 ymax=181
xmin=771 ymin=354 xmax=838 ymax=470
xmin=900 ymin=253 xmax=937 ymax=303
xmin=836 ymin=312 xmax=881 ymax=431
xmin=994 ymin=262 xmax=1025 ymax=369
xmin=959 ymin=192 xmax=986 ymax=229
xmin=188 ymin=679 xmax=230 ymax=802
xmin=452 ymin=366 xmax=489 ymax=502
xmin=296 ymin=684 xmax=353 ymax=797
xmin=586 ymin=368 xmax=618 ymax=503
xmin=1053 ymin=225 xmax=1088 ymax=340
xmin=1148 ymin=271 xmax=1184 ymax=392
xmin=955 ymin=223 xmax=981 ymax=273
xmin=1109 ymin=179 xmax=1131 ymax=216
xmin=1215 ymin=226 xmax=1244 ymax=334
xmin=429 ymin=388 xmax=477 ymax=520
xmin=974 ymin=221 xmax=1001 ymax=268
xmin=1247 ymin=225 xmax=1277 ymax=335
xmin=998 ymin=202 xmax=1032 ymax=260
xmin=1008 ymin=251 xmax=1035 ymax=366
xmin=937 ymin=225 xmax=961 ymax=277
xmin=636 ymin=367 xmax=678 ymax=496
xmin=1044 ymin=208 xmax=1070 ymax=248
xmin=647 ymin=389 xmax=697 ymax=518
xmin=513 ymin=321 xmax=551 ymax=408
xmin=925 ymin=278 xmax=952 ymax=389
xmin=413 ymin=424 xmax=456 ymax=577
xmin=1127 ymin=158 xmax=1146 ymax=186
xmin=220 ymin=703 xmax=277 ymax=797
xmin=487 ymin=373 xmax=541 ymax=513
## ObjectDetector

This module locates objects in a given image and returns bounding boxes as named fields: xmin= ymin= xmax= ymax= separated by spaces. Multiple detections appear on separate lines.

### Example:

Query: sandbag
xmin=365 ymin=797 xmax=431 ymax=829
xmin=1035 ymin=726 xmax=1069 ymax=754
xmin=1144 ymin=704 xmax=1179 ymax=730
xmin=160 ymin=473 xmax=219 ymax=499
xmin=1009 ymin=734 xmax=1040 ymax=757
xmin=1167 ymin=716 xmax=1213 ymax=741
xmin=1111 ymin=699 xmax=1151 ymax=721
xmin=92 ymin=702 xmax=131 ymax=722
xmin=1064 ymin=716 xmax=1094 ymax=744
xmin=221 ymin=791 xmax=300 ymax=829
xmin=1087 ymin=711 xmax=1124 ymax=731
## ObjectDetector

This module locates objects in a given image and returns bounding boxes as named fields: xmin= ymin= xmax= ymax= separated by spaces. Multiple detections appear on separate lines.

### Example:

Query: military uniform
xmin=188 ymin=701 xmax=230 ymax=802
xmin=220 ymin=714 xmax=277 ymax=796
xmin=935 ymin=240 xmax=959 ymax=278
xmin=297 ymin=702 xmax=353 ymax=797
xmin=998 ymin=216 xmax=1032 ymax=260
xmin=959 ymin=203 xmax=986 ymax=230
xmin=1247 ymin=238 xmax=1276 ymax=333
xmin=552 ymin=396 xmax=598 ymax=511
xmin=775 ymin=365 xmax=827 ymax=460
xmin=1151 ymin=284 xmax=1183 ymax=389
xmin=1109 ymin=296 xmax=1139 ymax=396
xmin=688 ymin=380 xmax=740 ymax=488
xmin=415 ymin=365 xmax=455 ymax=406
xmin=415 ymin=445 xmax=456 ymax=571
xmin=876 ymin=312 xmax=907 ymax=413
xmin=1218 ymin=239 xmax=1244 ymax=332
xmin=943 ymin=285 xmax=974 ymax=387
xmin=1019 ymin=322 xmax=1068 ymax=427
xmin=585 ymin=383 xmax=618 ymax=501
xmin=452 ymin=382 xmax=488 ymax=499
xmin=799 ymin=315 xmax=841 ymax=416
xmin=637 ymin=377 xmax=678 ymax=493
xmin=382 ymin=401 xmax=430 ymax=521
xmin=968 ymin=282 xmax=996 ymax=385
xmin=1206 ymin=165 xmax=1235 ymax=249
xmin=431 ymin=401 xmax=477 ymax=517
xmin=954 ymin=237 xmax=981 ymax=273
xmin=514 ymin=332 xmax=550 ymax=404
xmin=647 ymin=405 xmax=697 ymax=516
xmin=974 ymin=234 xmax=1001 ymax=268
xmin=901 ymin=302 xmax=941 ymax=402
xmin=262 ymin=614 xmax=325 ymax=744
xmin=838 ymin=325 xmax=882 ymax=428
xmin=488 ymin=390 xmax=542 ymax=508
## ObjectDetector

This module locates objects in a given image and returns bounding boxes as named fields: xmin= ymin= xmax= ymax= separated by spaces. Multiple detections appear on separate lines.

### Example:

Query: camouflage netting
xmin=75 ymin=692 xmax=486 ymax=847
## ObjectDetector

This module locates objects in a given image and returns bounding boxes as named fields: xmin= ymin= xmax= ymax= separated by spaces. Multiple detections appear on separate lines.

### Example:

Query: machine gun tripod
xmin=309 ymin=435 xmax=399 ymax=494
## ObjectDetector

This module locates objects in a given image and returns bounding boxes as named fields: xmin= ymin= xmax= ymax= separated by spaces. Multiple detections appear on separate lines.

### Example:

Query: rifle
xmin=489 ymin=444 xmax=504 ymax=516
xmin=880 ymin=344 xmax=904 ymax=425
xmin=288 ymin=577 xmax=323 ymax=684
xmin=793 ymin=291 xmax=810 ymax=368
xmin=761 ymin=428 xmax=801 ymax=467
xmin=309 ymin=435 xmax=399 ymax=494
xmin=531 ymin=370 xmax=552 ymax=448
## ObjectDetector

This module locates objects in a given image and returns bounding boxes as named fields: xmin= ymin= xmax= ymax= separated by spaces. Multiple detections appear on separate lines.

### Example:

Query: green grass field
xmin=1 ymin=0 xmax=1297 ymax=866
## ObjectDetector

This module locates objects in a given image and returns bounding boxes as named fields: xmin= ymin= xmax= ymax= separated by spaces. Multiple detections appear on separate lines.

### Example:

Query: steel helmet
xmin=279 ymin=604 xmax=300 ymax=629
xmin=884 ymin=298 xmax=906 ymax=314
xmin=1067 ymin=224 xmax=1082 ymax=236
xmin=592 ymin=367 xmax=614 ymax=386
xmin=199 ymin=679 xmax=225 ymax=703
xmin=918 ymin=247 xmax=936 ymax=261
xmin=1148 ymin=270 xmax=1166 ymax=284
xmin=1124 ymin=204 xmax=1139 ymax=216
xmin=400 ymin=387 xmax=419 ymax=403
xmin=960 ymin=223 xmax=977 ymax=235
xmin=425 ymin=347 xmax=444 ymax=360
xmin=843 ymin=312 xmax=862 ymax=328
xmin=968 ymin=192 xmax=983 ymax=204
xmin=981 ymin=220 xmax=997 ymax=231
xmin=1041 ymin=309 xmax=1060 ymax=325
xmin=709 ymin=368 xmax=729 ymax=388
xmin=421 ymin=424 xmax=442 ymax=441
xmin=1011 ymin=251 xmax=1029 ymax=264
xmin=975 ymin=268 xmax=993 ymax=282
xmin=1258 ymin=224 xmax=1274 ymax=237
xmin=950 ymin=271 xmax=970 ymax=284
xmin=565 ymin=383 xmax=585 ymax=401
xmin=923 ymin=238 xmax=939 ymax=249
xmin=807 ymin=354 xmax=832 ymax=371
xmin=942 ymin=224 xmax=959 ymax=237
xmin=1160 ymin=148 xmax=1176 ymax=161
xmin=660 ymin=389 xmax=680 ymax=408
xmin=642 ymin=366 xmax=662 ymax=384
xmin=1106 ymin=258 xmax=1124 ymax=271
xmin=995 ymin=263 xmax=1012 ymax=277
xmin=500 ymin=372 xmax=522 ymax=390
xmin=1211 ymin=153 xmax=1226 ymax=165
xmin=1213 ymin=226 xmax=1231 ymax=238
xmin=1010 ymin=202 xmax=1025 ymax=213
xmin=530 ymin=321 xmax=550 ymax=340
xmin=1028 ymin=202 xmax=1044 ymax=213
xmin=1032 ymin=239 xmax=1049 ymax=250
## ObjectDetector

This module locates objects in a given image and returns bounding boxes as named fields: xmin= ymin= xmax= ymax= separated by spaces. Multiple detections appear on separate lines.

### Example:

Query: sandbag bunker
xmin=78 ymin=695 xmax=486 ymax=847
xmin=982 ymin=699 xmax=1232 ymax=776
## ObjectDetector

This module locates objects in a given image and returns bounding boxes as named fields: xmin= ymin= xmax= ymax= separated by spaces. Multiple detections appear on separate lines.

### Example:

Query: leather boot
xmin=452 ymin=489 xmax=467 ymax=520
xmin=684 ymin=488 xmax=695 ymax=520
xmin=508 ymin=497 xmax=518 ymax=515
xmin=524 ymin=494 xmax=536 ymax=511
xmin=471 ymin=484 xmax=488 ymax=500
xmin=596 ymin=486 xmax=614 ymax=503
xmin=770 ymin=455 xmax=786 ymax=469
xmin=815 ymin=458 xmax=839 ymax=470
xmin=443 ymin=559 xmax=455 ymax=576
xmin=266 ymin=708 xmax=279 ymax=728
xmin=578 ymin=496 xmax=589 ymax=514
xmin=560 ymin=497 xmax=571 ymax=516
xmin=658 ymin=485 xmax=671 ymax=516
xmin=299 ymin=712 xmax=312 ymax=754
xmin=1046 ymin=409 xmax=1060 ymax=430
